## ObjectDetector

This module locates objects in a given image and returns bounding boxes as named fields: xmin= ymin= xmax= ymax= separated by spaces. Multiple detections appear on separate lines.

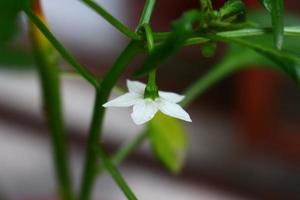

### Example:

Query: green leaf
xmin=258 ymin=0 xmax=284 ymax=49
xmin=147 ymin=113 xmax=188 ymax=173
xmin=214 ymin=35 xmax=300 ymax=84
xmin=0 ymin=0 xmax=32 ymax=44
xmin=0 ymin=2 xmax=20 ymax=43
xmin=200 ymin=0 xmax=213 ymax=12
xmin=271 ymin=0 xmax=284 ymax=50
xmin=219 ymin=0 xmax=246 ymax=23
xmin=258 ymin=0 xmax=272 ymax=12
xmin=134 ymin=10 xmax=201 ymax=77
xmin=0 ymin=46 xmax=34 ymax=68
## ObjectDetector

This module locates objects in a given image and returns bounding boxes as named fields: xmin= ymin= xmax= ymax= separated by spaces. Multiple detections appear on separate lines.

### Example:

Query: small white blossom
xmin=103 ymin=80 xmax=192 ymax=125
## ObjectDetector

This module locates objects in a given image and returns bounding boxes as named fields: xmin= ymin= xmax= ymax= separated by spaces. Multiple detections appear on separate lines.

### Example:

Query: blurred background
xmin=1 ymin=0 xmax=300 ymax=199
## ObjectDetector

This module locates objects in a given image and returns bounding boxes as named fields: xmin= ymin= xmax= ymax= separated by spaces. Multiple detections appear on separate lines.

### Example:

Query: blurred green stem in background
xmin=96 ymin=146 xmax=138 ymax=200
xmin=29 ymin=1 xmax=74 ymax=199
xmin=24 ymin=8 xmax=99 ymax=88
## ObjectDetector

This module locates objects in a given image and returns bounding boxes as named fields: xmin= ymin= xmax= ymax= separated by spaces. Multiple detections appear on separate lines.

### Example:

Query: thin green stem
xmin=112 ymin=131 xmax=148 ymax=165
xmin=96 ymin=146 xmax=138 ymax=200
xmin=81 ymin=0 xmax=140 ymax=40
xmin=29 ymin=1 xmax=73 ymax=199
xmin=30 ymin=21 xmax=74 ymax=200
xmin=180 ymin=59 xmax=239 ymax=107
xmin=138 ymin=0 xmax=156 ymax=26
xmin=24 ymin=8 xmax=99 ymax=88
xmin=79 ymin=41 xmax=141 ymax=200
xmin=153 ymin=26 xmax=300 ymax=45
xmin=96 ymin=131 xmax=148 ymax=175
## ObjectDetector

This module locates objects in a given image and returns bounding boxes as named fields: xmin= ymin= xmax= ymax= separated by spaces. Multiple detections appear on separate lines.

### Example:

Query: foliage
xmin=147 ymin=113 xmax=187 ymax=173
xmin=2 ymin=0 xmax=300 ymax=200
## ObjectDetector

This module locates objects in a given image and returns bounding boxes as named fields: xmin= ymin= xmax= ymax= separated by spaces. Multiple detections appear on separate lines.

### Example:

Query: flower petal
xmin=127 ymin=80 xmax=146 ymax=95
xmin=157 ymin=99 xmax=192 ymax=122
xmin=131 ymin=100 xmax=158 ymax=125
xmin=159 ymin=91 xmax=185 ymax=103
xmin=103 ymin=93 xmax=142 ymax=107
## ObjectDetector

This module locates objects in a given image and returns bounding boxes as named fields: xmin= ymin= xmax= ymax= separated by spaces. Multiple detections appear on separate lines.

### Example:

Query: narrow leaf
xmin=271 ymin=0 xmax=284 ymax=49
xmin=214 ymin=35 xmax=300 ymax=84
xmin=147 ymin=113 xmax=188 ymax=173
xmin=258 ymin=0 xmax=284 ymax=49
xmin=219 ymin=0 xmax=246 ymax=23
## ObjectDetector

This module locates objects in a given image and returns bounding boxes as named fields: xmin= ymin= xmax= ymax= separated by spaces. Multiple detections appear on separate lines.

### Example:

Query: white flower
xmin=103 ymin=80 xmax=192 ymax=125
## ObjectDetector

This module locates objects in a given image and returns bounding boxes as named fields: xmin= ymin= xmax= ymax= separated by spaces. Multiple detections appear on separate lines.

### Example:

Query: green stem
xmin=96 ymin=146 xmax=138 ymax=200
xmin=138 ymin=0 xmax=156 ymax=26
xmin=96 ymin=131 xmax=148 ymax=175
xmin=112 ymin=131 xmax=148 ymax=165
xmin=81 ymin=0 xmax=140 ymax=40
xmin=153 ymin=26 xmax=300 ymax=45
xmin=30 ymin=18 xmax=74 ymax=200
xmin=24 ymin=8 xmax=99 ymax=88
xmin=180 ymin=59 xmax=239 ymax=107
xmin=79 ymin=41 xmax=141 ymax=200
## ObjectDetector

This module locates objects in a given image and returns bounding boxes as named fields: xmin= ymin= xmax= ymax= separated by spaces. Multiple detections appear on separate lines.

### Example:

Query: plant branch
xmin=153 ymin=26 xmax=300 ymax=45
xmin=24 ymin=8 xmax=99 ymax=88
xmin=29 ymin=1 xmax=73 ymax=199
xmin=96 ymin=131 xmax=148 ymax=175
xmin=138 ymin=0 xmax=156 ymax=26
xmin=79 ymin=41 xmax=141 ymax=200
xmin=180 ymin=60 xmax=241 ymax=107
xmin=96 ymin=146 xmax=138 ymax=200
xmin=81 ymin=0 xmax=140 ymax=40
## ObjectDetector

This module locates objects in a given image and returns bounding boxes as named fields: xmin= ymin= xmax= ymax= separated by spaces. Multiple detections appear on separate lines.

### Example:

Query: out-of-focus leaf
xmin=212 ymin=12 xmax=300 ymax=85
xmin=220 ymin=43 xmax=274 ymax=71
xmin=0 ymin=1 xmax=21 ymax=43
xmin=134 ymin=10 xmax=201 ymax=77
xmin=147 ymin=113 xmax=188 ymax=173
xmin=200 ymin=0 xmax=213 ymax=12
xmin=0 ymin=46 xmax=34 ymax=68
xmin=219 ymin=0 xmax=246 ymax=23
xmin=0 ymin=0 xmax=32 ymax=44
xmin=258 ymin=0 xmax=272 ymax=12
xmin=271 ymin=0 xmax=284 ymax=50
xmin=215 ymin=35 xmax=300 ymax=84
xmin=258 ymin=0 xmax=284 ymax=49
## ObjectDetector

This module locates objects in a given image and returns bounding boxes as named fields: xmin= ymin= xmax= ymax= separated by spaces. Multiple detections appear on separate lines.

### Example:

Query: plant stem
xmin=180 ymin=58 xmax=239 ymax=107
xmin=24 ymin=8 xmax=99 ymax=88
xmin=29 ymin=1 xmax=73 ymax=199
xmin=113 ymin=131 xmax=148 ymax=165
xmin=95 ymin=131 xmax=148 ymax=175
xmin=138 ymin=0 xmax=156 ymax=26
xmin=96 ymin=146 xmax=138 ymax=200
xmin=153 ymin=26 xmax=300 ymax=45
xmin=79 ymin=41 xmax=141 ymax=200
xmin=81 ymin=0 xmax=140 ymax=40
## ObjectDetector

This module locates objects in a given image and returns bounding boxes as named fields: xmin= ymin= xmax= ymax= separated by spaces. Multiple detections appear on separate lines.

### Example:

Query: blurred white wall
xmin=41 ymin=0 xmax=132 ymax=54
